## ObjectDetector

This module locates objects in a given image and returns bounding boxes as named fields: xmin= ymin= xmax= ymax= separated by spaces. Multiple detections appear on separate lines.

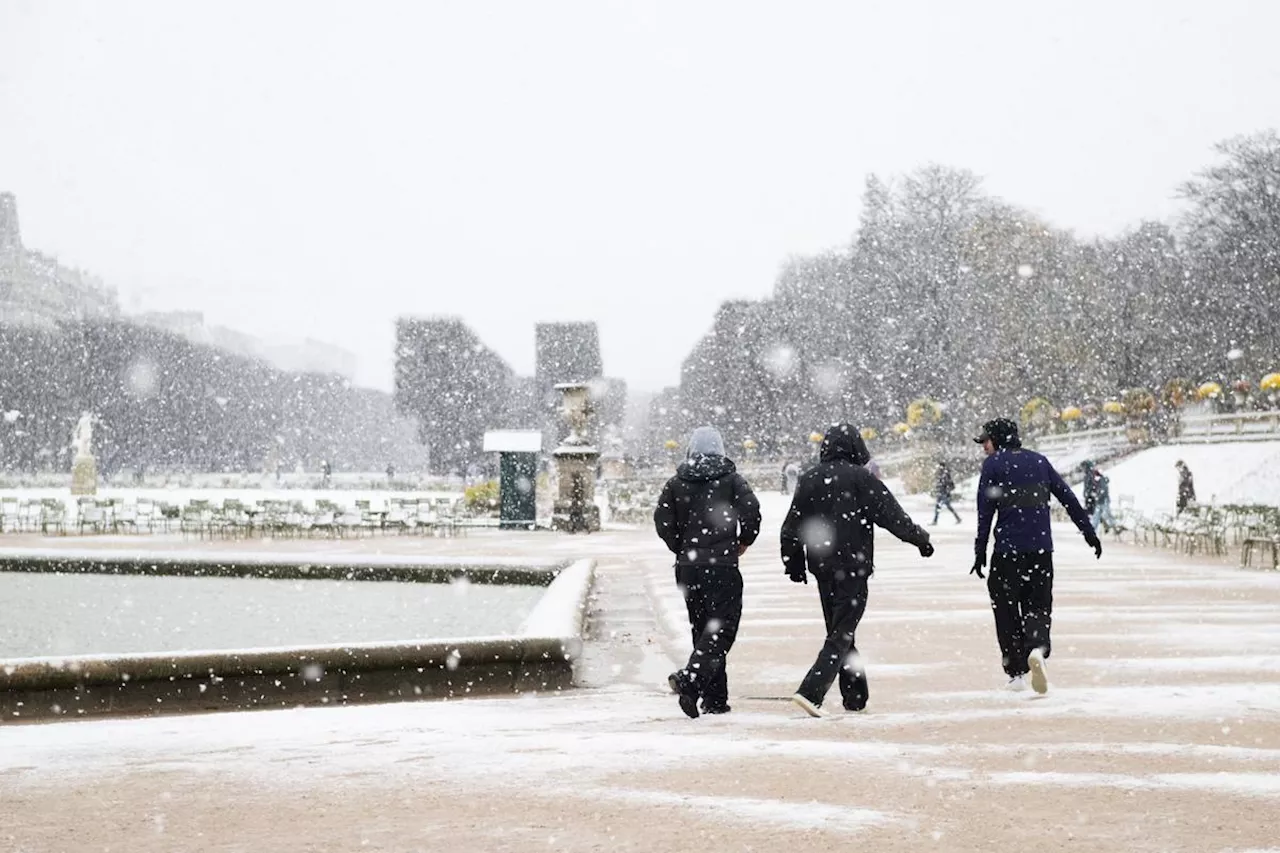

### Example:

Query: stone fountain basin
xmin=0 ymin=549 xmax=594 ymax=722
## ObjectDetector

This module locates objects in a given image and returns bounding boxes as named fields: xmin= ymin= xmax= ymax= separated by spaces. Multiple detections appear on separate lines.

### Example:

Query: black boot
xmin=668 ymin=670 xmax=700 ymax=719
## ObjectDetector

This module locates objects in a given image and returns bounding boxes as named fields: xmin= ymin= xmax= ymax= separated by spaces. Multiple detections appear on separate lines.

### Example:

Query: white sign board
xmin=483 ymin=430 xmax=542 ymax=453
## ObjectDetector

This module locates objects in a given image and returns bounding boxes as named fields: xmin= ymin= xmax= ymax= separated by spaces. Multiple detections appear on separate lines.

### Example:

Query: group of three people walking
xmin=654 ymin=419 xmax=1101 ymax=719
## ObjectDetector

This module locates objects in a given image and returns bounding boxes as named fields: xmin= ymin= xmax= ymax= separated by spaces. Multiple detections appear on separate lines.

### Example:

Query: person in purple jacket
xmin=972 ymin=418 xmax=1101 ymax=695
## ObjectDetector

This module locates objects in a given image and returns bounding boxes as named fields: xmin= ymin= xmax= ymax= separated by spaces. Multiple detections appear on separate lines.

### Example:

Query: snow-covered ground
xmin=1 ymin=490 xmax=1278 ymax=851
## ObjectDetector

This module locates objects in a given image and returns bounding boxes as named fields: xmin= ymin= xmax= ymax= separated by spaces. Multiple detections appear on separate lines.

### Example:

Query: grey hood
xmin=686 ymin=426 xmax=726 ymax=458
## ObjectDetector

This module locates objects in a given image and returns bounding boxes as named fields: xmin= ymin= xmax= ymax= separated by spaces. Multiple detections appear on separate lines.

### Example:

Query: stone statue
xmin=72 ymin=412 xmax=95 ymax=460
xmin=558 ymin=383 xmax=593 ymax=447
xmin=70 ymin=411 xmax=98 ymax=496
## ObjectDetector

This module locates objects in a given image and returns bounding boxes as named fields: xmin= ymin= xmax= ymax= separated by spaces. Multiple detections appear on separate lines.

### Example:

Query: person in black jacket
xmin=1175 ymin=460 xmax=1196 ymax=515
xmin=782 ymin=424 xmax=934 ymax=717
xmin=654 ymin=425 xmax=762 ymax=718
xmin=932 ymin=460 xmax=961 ymax=525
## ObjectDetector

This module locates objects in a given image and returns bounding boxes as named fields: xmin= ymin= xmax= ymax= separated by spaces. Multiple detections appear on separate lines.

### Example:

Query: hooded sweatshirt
xmin=780 ymin=424 xmax=929 ymax=578
xmin=654 ymin=427 xmax=761 ymax=568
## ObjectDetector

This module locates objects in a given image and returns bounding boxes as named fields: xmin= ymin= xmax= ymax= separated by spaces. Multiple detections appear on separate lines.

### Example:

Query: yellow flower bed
xmin=1197 ymin=381 xmax=1222 ymax=399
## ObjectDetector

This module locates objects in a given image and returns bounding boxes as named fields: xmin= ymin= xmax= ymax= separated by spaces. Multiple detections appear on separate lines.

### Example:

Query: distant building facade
xmin=0 ymin=192 xmax=119 ymax=328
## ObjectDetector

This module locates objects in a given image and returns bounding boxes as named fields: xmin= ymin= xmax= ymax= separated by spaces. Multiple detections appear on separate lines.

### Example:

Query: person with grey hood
xmin=654 ymin=426 xmax=762 ymax=718
xmin=782 ymin=424 xmax=934 ymax=716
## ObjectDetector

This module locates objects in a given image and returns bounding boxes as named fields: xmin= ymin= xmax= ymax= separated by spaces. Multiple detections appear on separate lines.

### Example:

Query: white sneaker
xmin=1005 ymin=675 xmax=1028 ymax=692
xmin=1027 ymin=648 xmax=1049 ymax=695
xmin=791 ymin=694 xmax=828 ymax=718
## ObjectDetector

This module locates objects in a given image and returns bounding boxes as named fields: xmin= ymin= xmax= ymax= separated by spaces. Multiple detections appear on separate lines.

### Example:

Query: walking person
xmin=782 ymin=424 xmax=934 ymax=717
xmin=1175 ymin=460 xmax=1196 ymax=515
xmin=931 ymin=460 xmax=962 ymax=525
xmin=1081 ymin=460 xmax=1099 ymax=517
xmin=972 ymin=418 xmax=1101 ymax=695
xmin=782 ymin=460 xmax=801 ymax=495
xmin=654 ymin=426 xmax=761 ymax=718
xmin=1087 ymin=464 xmax=1116 ymax=533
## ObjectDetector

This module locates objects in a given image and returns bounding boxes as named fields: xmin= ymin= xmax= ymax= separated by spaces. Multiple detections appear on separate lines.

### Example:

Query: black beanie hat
xmin=974 ymin=417 xmax=1021 ymax=449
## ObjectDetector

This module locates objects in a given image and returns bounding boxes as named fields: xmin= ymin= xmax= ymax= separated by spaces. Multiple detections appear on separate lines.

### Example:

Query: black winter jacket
xmin=781 ymin=425 xmax=929 ymax=578
xmin=654 ymin=454 xmax=761 ymax=568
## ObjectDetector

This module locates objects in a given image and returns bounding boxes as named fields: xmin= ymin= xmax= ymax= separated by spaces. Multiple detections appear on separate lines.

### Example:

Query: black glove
xmin=1086 ymin=533 xmax=1102 ymax=559
xmin=787 ymin=569 xmax=808 ymax=584
xmin=918 ymin=541 xmax=935 ymax=558
xmin=971 ymin=545 xmax=987 ymax=579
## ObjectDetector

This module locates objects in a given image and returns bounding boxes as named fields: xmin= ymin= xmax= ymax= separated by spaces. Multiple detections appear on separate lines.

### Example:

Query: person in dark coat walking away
xmin=973 ymin=418 xmax=1101 ymax=695
xmin=654 ymin=426 xmax=761 ymax=718
xmin=782 ymin=424 xmax=934 ymax=717
xmin=1175 ymin=460 xmax=1196 ymax=515
xmin=1081 ymin=460 xmax=1098 ymax=516
xmin=1086 ymin=464 xmax=1116 ymax=533
xmin=932 ymin=460 xmax=961 ymax=525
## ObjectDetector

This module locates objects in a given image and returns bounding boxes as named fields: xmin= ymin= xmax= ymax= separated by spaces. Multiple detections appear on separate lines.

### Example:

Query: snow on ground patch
xmin=1076 ymin=655 xmax=1280 ymax=674
xmin=888 ymin=683 xmax=1280 ymax=724
xmin=0 ymin=690 xmax=931 ymax=790
xmin=598 ymin=789 xmax=901 ymax=833
xmin=987 ymin=770 xmax=1280 ymax=798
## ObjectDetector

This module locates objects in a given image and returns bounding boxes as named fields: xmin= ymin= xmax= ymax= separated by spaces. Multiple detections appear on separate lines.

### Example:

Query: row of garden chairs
xmin=0 ymin=495 xmax=475 ymax=539
xmin=1114 ymin=502 xmax=1279 ymax=566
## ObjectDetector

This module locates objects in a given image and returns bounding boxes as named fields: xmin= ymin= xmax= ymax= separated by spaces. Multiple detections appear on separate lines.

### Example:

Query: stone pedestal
xmin=551 ymin=447 xmax=600 ymax=533
xmin=71 ymin=455 xmax=98 ymax=496
xmin=549 ymin=382 xmax=601 ymax=533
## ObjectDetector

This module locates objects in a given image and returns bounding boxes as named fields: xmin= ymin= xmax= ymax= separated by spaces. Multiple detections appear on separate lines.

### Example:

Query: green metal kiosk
xmin=482 ymin=430 xmax=542 ymax=530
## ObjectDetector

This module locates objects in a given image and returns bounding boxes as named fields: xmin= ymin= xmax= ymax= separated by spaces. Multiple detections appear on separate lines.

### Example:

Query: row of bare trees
xmin=644 ymin=131 xmax=1280 ymax=460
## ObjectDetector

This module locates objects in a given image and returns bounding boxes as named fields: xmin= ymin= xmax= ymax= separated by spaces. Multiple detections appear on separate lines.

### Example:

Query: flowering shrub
xmin=1197 ymin=381 xmax=1222 ymax=400
xmin=1161 ymin=377 xmax=1194 ymax=408
xmin=1020 ymin=397 xmax=1056 ymax=430
xmin=905 ymin=398 xmax=943 ymax=429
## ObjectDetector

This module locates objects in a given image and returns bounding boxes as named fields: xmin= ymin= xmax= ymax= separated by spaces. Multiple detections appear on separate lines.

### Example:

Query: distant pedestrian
xmin=1175 ymin=460 xmax=1196 ymax=515
xmin=386 ymin=462 xmax=396 ymax=483
xmin=931 ymin=460 xmax=961 ymax=525
xmin=321 ymin=459 xmax=333 ymax=488
xmin=1087 ymin=465 xmax=1116 ymax=533
xmin=654 ymin=426 xmax=761 ymax=719
xmin=1081 ymin=460 xmax=1098 ymax=515
xmin=782 ymin=424 xmax=934 ymax=717
xmin=782 ymin=461 xmax=801 ymax=495
xmin=973 ymin=418 xmax=1100 ymax=695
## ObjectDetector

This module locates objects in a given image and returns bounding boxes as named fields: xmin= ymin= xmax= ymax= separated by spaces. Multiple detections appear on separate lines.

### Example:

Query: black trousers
xmin=676 ymin=565 xmax=743 ymax=709
xmin=987 ymin=551 xmax=1054 ymax=677
xmin=797 ymin=567 xmax=870 ymax=710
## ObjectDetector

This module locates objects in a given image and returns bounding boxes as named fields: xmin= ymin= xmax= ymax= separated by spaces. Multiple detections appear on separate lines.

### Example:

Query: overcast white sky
xmin=3 ymin=1 xmax=1279 ymax=393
